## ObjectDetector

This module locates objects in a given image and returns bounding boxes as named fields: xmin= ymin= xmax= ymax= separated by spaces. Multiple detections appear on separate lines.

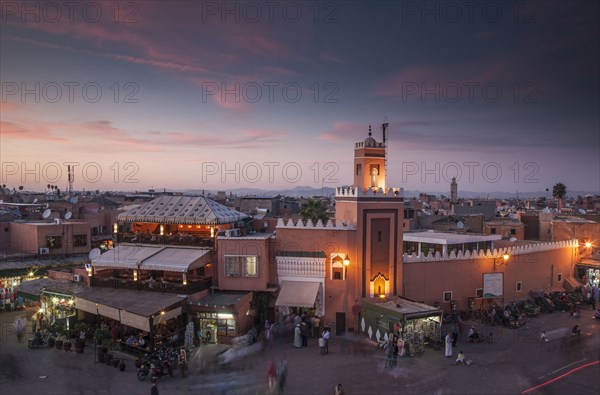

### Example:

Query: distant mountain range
xmin=182 ymin=186 xmax=597 ymax=199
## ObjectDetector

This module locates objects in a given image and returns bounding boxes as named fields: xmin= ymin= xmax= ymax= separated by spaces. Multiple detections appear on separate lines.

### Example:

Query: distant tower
xmin=450 ymin=177 xmax=458 ymax=203
xmin=67 ymin=165 xmax=74 ymax=196
xmin=353 ymin=125 xmax=386 ymax=191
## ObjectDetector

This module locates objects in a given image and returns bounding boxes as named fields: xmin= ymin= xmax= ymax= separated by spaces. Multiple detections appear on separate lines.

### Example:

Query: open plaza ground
xmin=1 ymin=305 xmax=598 ymax=395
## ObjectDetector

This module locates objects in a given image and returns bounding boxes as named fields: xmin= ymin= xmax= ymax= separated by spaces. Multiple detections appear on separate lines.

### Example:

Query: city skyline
xmin=1 ymin=1 xmax=599 ymax=193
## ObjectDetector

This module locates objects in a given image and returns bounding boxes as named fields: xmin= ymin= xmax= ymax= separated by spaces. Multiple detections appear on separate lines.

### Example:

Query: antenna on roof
xmin=382 ymin=116 xmax=389 ymax=188
xmin=67 ymin=165 xmax=74 ymax=196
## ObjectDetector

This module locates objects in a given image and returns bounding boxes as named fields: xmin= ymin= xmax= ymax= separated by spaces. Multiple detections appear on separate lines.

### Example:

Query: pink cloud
xmin=318 ymin=122 xmax=367 ymax=141
xmin=0 ymin=121 xmax=68 ymax=142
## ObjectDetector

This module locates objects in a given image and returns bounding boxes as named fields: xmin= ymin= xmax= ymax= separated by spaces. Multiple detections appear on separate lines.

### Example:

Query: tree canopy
xmin=552 ymin=183 xmax=567 ymax=200
xmin=299 ymin=198 xmax=329 ymax=225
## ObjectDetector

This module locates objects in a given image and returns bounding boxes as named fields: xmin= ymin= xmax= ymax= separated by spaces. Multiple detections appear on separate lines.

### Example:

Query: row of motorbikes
xmin=28 ymin=333 xmax=51 ymax=349
xmin=136 ymin=347 xmax=187 ymax=382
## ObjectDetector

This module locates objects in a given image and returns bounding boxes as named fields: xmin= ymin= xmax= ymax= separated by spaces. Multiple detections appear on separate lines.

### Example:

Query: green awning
xmin=18 ymin=290 xmax=40 ymax=302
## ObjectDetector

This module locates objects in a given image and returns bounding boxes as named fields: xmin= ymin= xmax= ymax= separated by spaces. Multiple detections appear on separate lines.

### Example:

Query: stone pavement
xmin=1 ymin=307 xmax=598 ymax=395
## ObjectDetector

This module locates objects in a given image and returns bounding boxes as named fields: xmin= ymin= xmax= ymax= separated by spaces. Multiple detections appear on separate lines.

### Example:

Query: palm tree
xmin=299 ymin=198 xmax=329 ymax=225
xmin=552 ymin=183 xmax=567 ymax=200
xmin=552 ymin=183 xmax=567 ymax=210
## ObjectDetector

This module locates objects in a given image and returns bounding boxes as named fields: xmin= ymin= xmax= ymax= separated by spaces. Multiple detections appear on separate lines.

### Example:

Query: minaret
xmin=353 ymin=125 xmax=386 ymax=191
xmin=450 ymin=177 xmax=458 ymax=203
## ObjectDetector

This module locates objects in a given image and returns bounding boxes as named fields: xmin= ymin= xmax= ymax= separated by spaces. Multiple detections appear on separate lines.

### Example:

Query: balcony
xmin=117 ymin=233 xmax=215 ymax=248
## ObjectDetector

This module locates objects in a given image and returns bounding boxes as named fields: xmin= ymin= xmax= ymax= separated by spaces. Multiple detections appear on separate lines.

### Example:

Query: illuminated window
xmin=443 ymin=291 xmax=452 ymax=302
xmin=46 ymin=236 xmax=62 ymax=249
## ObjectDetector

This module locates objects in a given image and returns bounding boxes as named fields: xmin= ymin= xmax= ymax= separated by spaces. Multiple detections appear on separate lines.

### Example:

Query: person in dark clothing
xmin=150 ymin=377 xmax=159 ymax=395
xmin=451 ymin=324 xmax=458 ymax=347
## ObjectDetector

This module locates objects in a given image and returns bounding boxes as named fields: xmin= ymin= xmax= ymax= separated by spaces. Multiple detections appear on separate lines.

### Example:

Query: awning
xmin=92 ymin=245 xmax=162 ymax=269
xmin=275 ymin=281 xmax=320 ymax=308
xmin=153 ymin=306 xmax=182 ymax=325
xmin=140 ymin=248 xmax=211 ymax=272
xmin=121 ymin=310 xmax=151 ymax=332
xmin=74 ymin=298 xmax=98 ymax=315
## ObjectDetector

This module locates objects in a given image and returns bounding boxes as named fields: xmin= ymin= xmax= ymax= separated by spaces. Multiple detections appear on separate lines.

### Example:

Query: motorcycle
xmin=137 ymin=363 xmax=150 ymax=381
xmin=150 ymin=358 xmax=174 ymax=381
xmin=28 ymin=336 xmax=49 ymax=349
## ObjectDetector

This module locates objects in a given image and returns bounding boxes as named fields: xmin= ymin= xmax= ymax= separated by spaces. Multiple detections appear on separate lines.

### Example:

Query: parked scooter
xmin=28 ymin=335 xmax=49 ymax=349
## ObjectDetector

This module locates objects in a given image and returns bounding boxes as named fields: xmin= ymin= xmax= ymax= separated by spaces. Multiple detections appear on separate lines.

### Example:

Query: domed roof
xmin=363 ymin=124 xmax=378 ymax=147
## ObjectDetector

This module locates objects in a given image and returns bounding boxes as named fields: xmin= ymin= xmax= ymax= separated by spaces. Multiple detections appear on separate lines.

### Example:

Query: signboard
xmin=483 ymin=273 xmax=503 ymax=298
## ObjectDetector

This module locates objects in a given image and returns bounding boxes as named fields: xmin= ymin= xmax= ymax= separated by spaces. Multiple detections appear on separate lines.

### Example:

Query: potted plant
xmin=63 ymin=340 xmax=72 ymax=352
xmin=97 ymin=346 xmax=106 ymax=363
xmin=118 ymin=359 xmax=126 ymax=371
xmin=74 ymin=339 xmax=85 ymax=353
xmin=55 ymin=338 xmax=64 ymax=350
xmin=105 ymin=352 xmax=113 ymax=365
xmin=111 ymin=358 xmax=120 ymax=368
xmin=47 ymin=337 xmax=55 ymax=348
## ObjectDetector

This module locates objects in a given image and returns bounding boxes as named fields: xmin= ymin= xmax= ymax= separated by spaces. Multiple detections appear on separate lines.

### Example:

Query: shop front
xmin=189 ymin=291 xmax=253 ymax=345
xmin=74 ymin=287 xmax=187 ymax=351
xmin=359 ymin=297 xmax=442 ymax=354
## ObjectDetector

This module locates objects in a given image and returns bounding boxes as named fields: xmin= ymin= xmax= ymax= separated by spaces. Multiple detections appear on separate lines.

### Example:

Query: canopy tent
xmin=140 ymin=248 xmax=211 ymax=272
xmin=74 ymin=288 xmax=185 ymax=331
xmin=118 ymin=195 xmax=248 ymax=225
xmin=92 ymin=245 xmax=211 ymax=272
xmin=92 ymin=245 xmax=162 ymax=269
xmin=275 ymin=281 xmax=321 ymax=308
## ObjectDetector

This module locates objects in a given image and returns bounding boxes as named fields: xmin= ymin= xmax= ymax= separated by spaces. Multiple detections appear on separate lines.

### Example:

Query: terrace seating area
xmin=119 ymin=232 xmax=214 ymax=248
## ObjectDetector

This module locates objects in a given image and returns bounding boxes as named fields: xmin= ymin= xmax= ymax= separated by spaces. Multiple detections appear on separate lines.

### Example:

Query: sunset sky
xmin=1 ymin=1 xmax=598 ymax=195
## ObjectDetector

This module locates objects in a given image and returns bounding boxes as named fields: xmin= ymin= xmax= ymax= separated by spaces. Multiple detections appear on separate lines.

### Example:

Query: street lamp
xmin=343 ymin=255 xmax=350 ymax=335
xmin=493 ymin=253 xmax=510 ymax=271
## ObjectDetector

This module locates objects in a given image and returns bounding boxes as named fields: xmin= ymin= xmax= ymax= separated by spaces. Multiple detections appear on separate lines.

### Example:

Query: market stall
xmin=359 ymin=297 xmax=442 ymax=354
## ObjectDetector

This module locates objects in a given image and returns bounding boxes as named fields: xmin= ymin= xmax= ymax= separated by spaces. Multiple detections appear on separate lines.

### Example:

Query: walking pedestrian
xmin=451 ymin=324 xmax=458 ymax=347
xmin=267 ymin=359 xmax=277 ymax=393
xmin=150 ymin=377 xmax=159 ymax=395
xmin=312 ymin=315 xmax=321 ymax=338
xmin=301 ymin=322 xmax=308 ymax=347
xmin=384 ymin=338 xmax=393 ymax=369
xmin=322 ymin=327 xmax=330 ymax=355
xmin=540 ymin=331 xmax=549 ymax=342
xmin=276 ymin=357 xmax=288 ymax=394
xmin=444 ymin=332 xmax=453 ymax=357
xmin=293 ymin=324 xmax=302 ymax=348
xmin=392 ymin=335 xmax=399 ymax=368
xmin=334 ymin=383 xmax=345 ymax=395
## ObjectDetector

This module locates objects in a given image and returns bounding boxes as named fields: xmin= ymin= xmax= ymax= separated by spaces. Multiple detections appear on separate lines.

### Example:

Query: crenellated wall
xmin=335 ymin=186 xmax=404 ymax=198
xmin=403 ymin=241 xmax=578 ymax=312
xmin=403 ymin=239 xmax=578 ymax=262
xmin=276 ymin=217 xmax=356 ymax=230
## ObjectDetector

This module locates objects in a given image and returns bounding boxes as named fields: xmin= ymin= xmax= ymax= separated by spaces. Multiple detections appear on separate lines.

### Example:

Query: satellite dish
xmin=44 ymin=203 xmax=49 ymax=209
xmin=457 ymin=221 xmax=464 ymax=229
xmin=578 ymin=208 xmax=586 ymax=215
xmin=88 ymin=248 xmax=101 ymax=261
xmin=42 ymin=209 xmax=51 ymax=219
xmin=70 ymin=197 xmax=78 ymax=204
xmin=64 ymin=211 xmax=72 ymax=220
xmin=0 ymin=200 xmax=3 ymax=204
xmin=33 ymin=198 xmax=38 ymax=203
xmin=509 ymin=237 xmax=517 ymax=242
xmin=509 ymin=213 xmax=515 ymax=220
xmin=542 ymin=207 xmax=551 ymax=214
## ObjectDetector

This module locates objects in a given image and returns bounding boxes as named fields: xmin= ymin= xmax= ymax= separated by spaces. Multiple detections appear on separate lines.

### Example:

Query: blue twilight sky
xmin=1 ymin=0 xmax=598 ymax=195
